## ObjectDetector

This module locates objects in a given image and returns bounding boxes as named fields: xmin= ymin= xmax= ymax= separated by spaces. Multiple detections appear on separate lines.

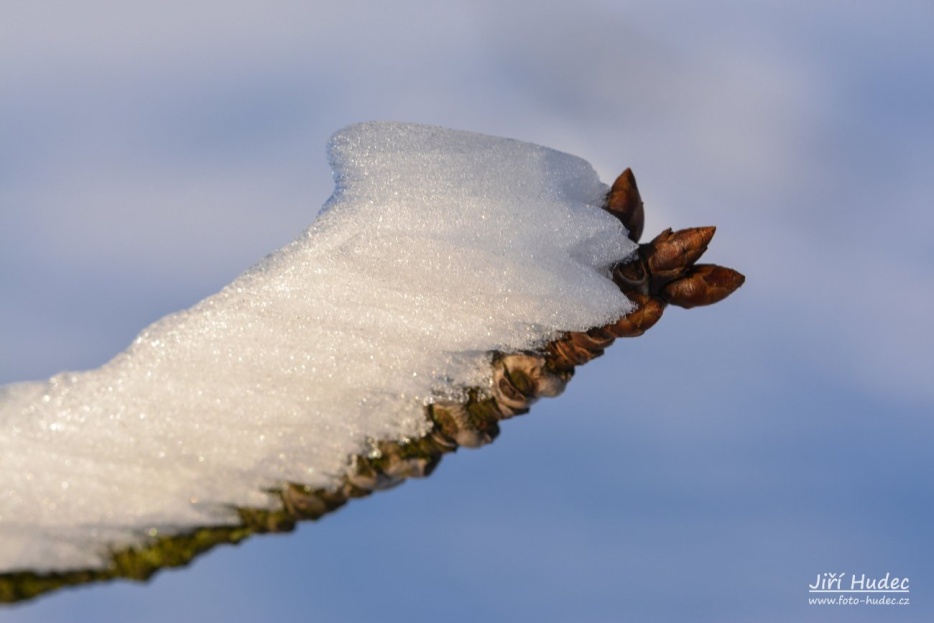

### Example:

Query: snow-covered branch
xmin=0 ymin=123 xmax=742 ymax=603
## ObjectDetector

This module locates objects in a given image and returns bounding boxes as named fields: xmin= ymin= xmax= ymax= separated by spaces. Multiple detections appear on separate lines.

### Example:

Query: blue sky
xmin=2 ymin=2 xmax=932 ymax=621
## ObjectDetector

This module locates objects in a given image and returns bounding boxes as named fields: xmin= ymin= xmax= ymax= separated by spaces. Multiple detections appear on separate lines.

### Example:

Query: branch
xmin=0 ymin=166 xmax=743 ymax=604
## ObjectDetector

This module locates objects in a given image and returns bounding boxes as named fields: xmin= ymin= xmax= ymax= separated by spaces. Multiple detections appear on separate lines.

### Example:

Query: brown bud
xmin=604 ymin=168 xmax=645 ymax=242
xmin=644 ymin=226 xmax=716 ymax=281
xmin=661 ymin=264 xmax=746 ymax=308
xmin=602 ymin=293 xmax=665 ymax=337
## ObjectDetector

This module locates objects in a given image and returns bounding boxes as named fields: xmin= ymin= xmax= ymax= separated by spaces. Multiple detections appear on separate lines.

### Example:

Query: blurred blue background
xmin=2 ymin=2 xmax=932 ymax=621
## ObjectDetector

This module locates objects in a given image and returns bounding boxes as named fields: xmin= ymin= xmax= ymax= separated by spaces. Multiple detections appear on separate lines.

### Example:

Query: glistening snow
xmin=0 ymin=122 xmax=637 ymax=572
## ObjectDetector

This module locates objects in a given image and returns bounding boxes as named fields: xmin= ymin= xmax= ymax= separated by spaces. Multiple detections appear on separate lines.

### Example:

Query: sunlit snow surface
xmin=0 ymin=122 xmax=636 ymax=572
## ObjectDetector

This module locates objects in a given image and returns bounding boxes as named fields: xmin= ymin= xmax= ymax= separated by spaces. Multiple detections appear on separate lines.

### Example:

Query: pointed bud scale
xmin=645 ymin=226 xmax=716 ymax=279
xmin=585 ymin=325 xmax=615 ymax=341
xmin=661 ymin=264 xmax=746 ymax=308
xmin=568 ymin=331 xmax=609 ymax=354
xmin=560 ymin=339 xmax=597 ymax=366
xmin=603 ymin=293 xmax=666 ymax=337
xmin=604 ymin=168 xmax=645 ymax=242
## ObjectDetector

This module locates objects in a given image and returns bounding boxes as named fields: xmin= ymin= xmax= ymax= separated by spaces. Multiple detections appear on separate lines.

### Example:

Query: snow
xmin=0 ymin=122 xmax=637 ymax=572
